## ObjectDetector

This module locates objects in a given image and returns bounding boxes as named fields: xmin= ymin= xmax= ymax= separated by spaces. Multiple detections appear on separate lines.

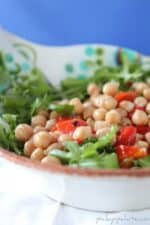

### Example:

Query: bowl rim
xmin=1 ymin=29 xmax=150 ymax=178
xmin=1 ymin=148 xmax=150 ymax=177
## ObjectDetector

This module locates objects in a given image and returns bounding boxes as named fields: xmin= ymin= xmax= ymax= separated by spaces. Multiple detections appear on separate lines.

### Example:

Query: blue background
xmin=0 ymin=0 xmax=150 ymax=54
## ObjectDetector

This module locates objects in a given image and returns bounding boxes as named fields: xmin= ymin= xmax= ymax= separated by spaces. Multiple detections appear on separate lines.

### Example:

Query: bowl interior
xmin=0 ymin=28 xmax=150 ymax=176
xmin=0 ymin=28 xmax=149 ymax=86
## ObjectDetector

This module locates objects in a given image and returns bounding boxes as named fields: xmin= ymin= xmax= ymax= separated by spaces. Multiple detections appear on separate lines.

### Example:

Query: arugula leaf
xmin=78 ymin=153 xmax=119 ymax=169
xmin=0 ymin=129 xmax=9 ymax=150
xmin=63 ymin=141 xmax=81 ymax=163
xmin=98 ymin=153 xmax=119 ymax=169
xmin=31 ymin=95 xmax=51 ymax=116
xmin=49 ymin=149 xmax=71 ymax=164
xmin=101 ymin=144 xmax=115 ymax=153
xmin=50 ymin=127 xmax=118 ymax=169
xmin=81 ymin=126 xmax=117 ymax=159
xmin=81 ymin=142 xmax=98 ymax=159
xmin=95 ymin=126 xmax=117 ymax=149
xmin=0 ymin=71 xmax=11 ymax=93
xmin=49 ymin=104 xmax=74 ymax=116
xmin=134 ymin=156 xmax=150 ymax=168
xmin=0 ymin=116 xmax=23 ymax=155
xmin=49 ymin=141 xmax=81 ymax=164
xmin=78 ymin=158 xmax=102 ymax=169
xmin=2 ymin=114 xmax=18 ymax=129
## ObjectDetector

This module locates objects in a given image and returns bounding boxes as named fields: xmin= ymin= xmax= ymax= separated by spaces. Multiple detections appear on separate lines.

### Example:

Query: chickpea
xmin=90 ymin=95 xmax=98 ymax=105
xmin=121 ymin=118 xmax=132 ymax=126
xmin=105 ymin=110 xmax=121 ymax=124
xmin=58 ymin=134 xmax=72 ymax=143
xmin=45 ymin=143 xmax=64 ymax=154
xmin=116 ymin=108 xmax=128 ymax=118
xmin=33 ymin=131 xmax=52 ymax=148
xmin=132 ymin=110 xmax=148 ymax=125
xmin=33 ymin=126 xmax=47 ymax=134
xmin=92 ymin=95 xmax=103 ymax=107
xmin=50 ymin=131 xmax=61 ymax=140
xmin=87 ymin=83 xmax=100 ymax=96
xmin=134 ymin=97 xmax=147 ymax=107
xmin=132 ymin=82 xmax=148 ymax=94
xmin=93 ymin=108 xmax=107 ymax=121
xmin=102 ymin=81 xmax=119 ymax=96
xmin=135 ymin=141 xmax=149 ymax=149
xmin=86 ymin=118 xmax=94 ymax=128
xmin=31 ymin=115 xmax=47 ymax=127
xmin=83 ymin=101 xmax=92 ymax=108
xmin=96 ymin=127 xmax=111 ymax=138
xmin=93 ymin=95 xmax=117 ymax=110
xmin=119 ymin=101 xmax=134 ymax=112
xmin=24 ymin=138 xmax=35 ymax=156
xmin=49 ymin=111 xmax=58 ymax=119
xmin=136 ymin=133 xmax=144 ymax=141
xmin=41 ymin=156 xmax=60 ymax=165
xmin=37 ymin=110 xmax=49 ymax=118
xmin=94 ymin=121 xmax=110 ymax=131
xmin=103 ymin=96 xmax=117 ymax=110
xmin=146 ymin=103 xmax=150 ymax=114
xmin=30 ymin=148 xmax=44 ymax=161
xmin=143 ymin=88 xmax=150 ymax=100
xmin=83 ymin=106 xmax=95 ymax=120
xmin=45 ymin=119 xmax=56 ymax=131
xmin=47 ymin=142 xmax=64 ymax=151
xmin=15 ymin=124 xmax=33 ymax=142
xmin=73 ymin=126 xmax=92 ymax=141
xmin=48 ymin=132 xmax=59 ymax=143
xmin=145 ymin=132 xmax=150 ymax=144
xmin=69 ymin=98 xmax=83 ymax=114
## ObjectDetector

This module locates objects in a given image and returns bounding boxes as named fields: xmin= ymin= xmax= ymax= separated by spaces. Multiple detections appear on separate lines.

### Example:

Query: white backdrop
xmin=0 ymin=193 xmax=150 ymax=225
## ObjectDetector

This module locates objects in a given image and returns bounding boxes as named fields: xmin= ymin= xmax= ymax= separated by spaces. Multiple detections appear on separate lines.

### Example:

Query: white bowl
xmin=0 ymin=29 xmax=150 ymax=212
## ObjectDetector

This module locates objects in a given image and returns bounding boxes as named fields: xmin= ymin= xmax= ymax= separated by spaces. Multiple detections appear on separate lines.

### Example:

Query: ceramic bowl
xmin=0 ymin=29 xmax=150 ymax=212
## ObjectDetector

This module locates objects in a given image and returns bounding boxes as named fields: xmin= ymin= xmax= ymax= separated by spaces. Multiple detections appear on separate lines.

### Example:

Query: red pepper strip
xmin=115 ymin=91 xmax=137 ymax=103
xmin=116 ymin=145 xmax=147 ymax=161
xmin=52 ymin=118 xmax=87 ymax=134
xmin=135 ymin=106 xmax=145 ymax=111
xmin=136 ymin=126 xmax=150 ymax=135
xmin=117 ymin=126 xmax=137 ymax=146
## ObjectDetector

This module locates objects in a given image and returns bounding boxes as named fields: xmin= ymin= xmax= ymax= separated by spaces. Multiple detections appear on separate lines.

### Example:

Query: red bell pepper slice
xmin=116 ymin=145 xmax=147 ymax=161
xmin=117 ymin=126 xmax=137 ymax=146
xmin=115 ymin=91 xmax=137 ymax=102
xmin=52 ymin=118 xmax=87 ymax=134
xmin=136 ymin=126 xmax=150 ymax=135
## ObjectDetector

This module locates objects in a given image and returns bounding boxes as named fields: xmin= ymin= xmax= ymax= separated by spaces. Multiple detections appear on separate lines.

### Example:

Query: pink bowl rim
xmin=1 ymin=148 xmax=150 ymax=177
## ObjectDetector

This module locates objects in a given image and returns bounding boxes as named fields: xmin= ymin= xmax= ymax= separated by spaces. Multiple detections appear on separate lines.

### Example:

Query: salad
xmin=1 ymin=51 xmax=150 ymax=169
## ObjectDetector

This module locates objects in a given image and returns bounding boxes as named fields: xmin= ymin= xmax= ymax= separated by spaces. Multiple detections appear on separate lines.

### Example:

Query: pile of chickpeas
xmin=15 ymin=80 xmax=150 ymax=166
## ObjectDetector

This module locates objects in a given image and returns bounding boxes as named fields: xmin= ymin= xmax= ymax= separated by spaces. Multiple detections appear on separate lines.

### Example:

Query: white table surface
xmin=0 ymin=193 xmax=150 ymax=225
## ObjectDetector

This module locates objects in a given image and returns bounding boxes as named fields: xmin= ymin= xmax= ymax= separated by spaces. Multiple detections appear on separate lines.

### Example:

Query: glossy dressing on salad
xmin=1 ymin=51 xmax=150 ymax=169
xmin=15 ymin=81 xmax=150 ymax=169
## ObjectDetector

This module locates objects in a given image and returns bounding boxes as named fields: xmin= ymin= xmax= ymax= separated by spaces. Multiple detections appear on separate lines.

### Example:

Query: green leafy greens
xmin=49 ymin=104 xmax=74 ymax=116
xmin=134 ymin=156 xmax=150 ymax=168
xmin=49 ymin=126 xmax=119 ymax=169
xmin=0 ymin=50 xmax=150 ymax=169
xmin=0 ymin=114 xmax=23 ymax=154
